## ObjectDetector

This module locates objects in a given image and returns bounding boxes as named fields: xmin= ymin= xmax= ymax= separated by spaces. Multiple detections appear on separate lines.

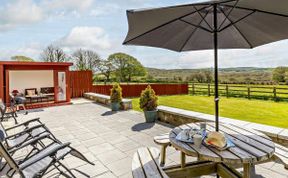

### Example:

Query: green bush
xmin=139 ymin=85 xmax=158 ymax=111
xmin=110 ymin=83 xmax=122 ymax=103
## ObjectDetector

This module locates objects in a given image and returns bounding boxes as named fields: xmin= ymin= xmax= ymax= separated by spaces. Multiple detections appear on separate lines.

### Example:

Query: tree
xmin=11 ymin=55 xmax=34 ymax=62
xmin=41 ymin=45 xmax=67 ymax=62
xmin=272 ymin=67 xmax=288 ymax=83
xmin=203 ymin=70 xmax=213 ymax=83
xmin=108 ymin=53 xmax=146 ymax=82
xmin=228 ymin=77 xmax=237 ymax=83
xmin=72 ymin=49 xmax=101 ymax=72
xmin=285 ymin=71 xmax=288 ymax=84
xmin=190 ymin=72 xmax=205 ymax=83
xmin=96 ymin=60 xmax=115 ymax=82
xmin=244 ymin=77 xmax=252 ymax=84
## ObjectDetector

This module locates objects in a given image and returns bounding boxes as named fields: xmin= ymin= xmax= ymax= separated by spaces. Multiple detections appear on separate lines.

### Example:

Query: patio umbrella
xmin=123 ymin=0 xmax=288 ymax=131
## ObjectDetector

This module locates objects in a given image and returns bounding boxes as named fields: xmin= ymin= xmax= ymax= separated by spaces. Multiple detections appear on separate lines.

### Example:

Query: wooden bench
xmin=84 ymin=93 xmax=110 ymax=105
xmin=122 ymin=99 xmax=133 ymax=110
xmin=132 ymin=147 xmax=168 ymax=178
xmin=83 ymin=92 xmax=132 ymax=110
xmin=153 ymin=133 xmax=171 ymax=165
xmin=273 ymin=143 xmax=288 ymax=169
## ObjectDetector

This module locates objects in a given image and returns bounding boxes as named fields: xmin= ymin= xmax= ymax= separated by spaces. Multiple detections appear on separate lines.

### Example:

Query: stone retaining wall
xmin=158 ymin=110 xmax=200 ymax=126
xmin=84 ymin=92 xmax=132 ymax=110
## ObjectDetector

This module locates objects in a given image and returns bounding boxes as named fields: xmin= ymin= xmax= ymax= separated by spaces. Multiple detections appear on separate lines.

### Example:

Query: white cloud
xmin=1 ymin=0 xmax=288 ymax=70
xmin=0 ymin=0 xmax=44 ymax=31
xmin=41 ymin=0 xmax=94 ymax=13
xmin=57 ymin=26 xmax=112 ymax=51
xmin=123 ymin=39 xmax=288 ymax=69
xmin=89 ymin=3 xmax=121 ymax=17
xmin=0 ymin=43 xmax=44 ymax=60
xmin=146 ymin=40 xmax=288 ymax=69
xmin=0 ymin=0 xmax=96 ymax=31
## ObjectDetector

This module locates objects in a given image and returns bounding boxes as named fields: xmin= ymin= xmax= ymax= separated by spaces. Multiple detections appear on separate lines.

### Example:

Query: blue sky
xmin=0 ymin=0 xmax=288 ymax=69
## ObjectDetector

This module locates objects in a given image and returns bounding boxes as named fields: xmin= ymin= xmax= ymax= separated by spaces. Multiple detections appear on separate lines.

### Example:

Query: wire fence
xmin=189 ymin=83 xmax=288 ymax=101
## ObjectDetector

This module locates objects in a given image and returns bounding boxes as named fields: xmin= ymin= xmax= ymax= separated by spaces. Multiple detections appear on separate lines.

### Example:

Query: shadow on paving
xmin=131 ymin=122 xmax=155 ymax=131
xmin=101 ymin=111 xmax=118 ymax=116
xmin=25 ymin=108 xmax=44 ymax=113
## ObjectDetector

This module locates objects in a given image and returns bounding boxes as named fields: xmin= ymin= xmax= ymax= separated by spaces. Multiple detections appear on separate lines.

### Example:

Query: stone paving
xmin=2 ymin=98 xmax=288 ymax=178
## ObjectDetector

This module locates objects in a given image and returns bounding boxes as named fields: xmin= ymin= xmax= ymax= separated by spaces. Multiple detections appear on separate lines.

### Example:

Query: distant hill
xmin=218 ymin=67 xmax=273 ymax=72
xmin=146 ymin=67 xmax=273 ymax=84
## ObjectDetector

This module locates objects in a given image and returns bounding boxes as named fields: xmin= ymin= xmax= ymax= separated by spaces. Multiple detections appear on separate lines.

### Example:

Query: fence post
xmin=226 ymin=85 xmax=229 ymax=98
xmin=208 ymin=84 xmax=211 ymax=96
xmin=273 ymin=87 xmax=277 ymax=101
xmin=247 ymin=87 xmax=251 ymax=99
xmin=192 ymin=83 xmax=195 ymax=95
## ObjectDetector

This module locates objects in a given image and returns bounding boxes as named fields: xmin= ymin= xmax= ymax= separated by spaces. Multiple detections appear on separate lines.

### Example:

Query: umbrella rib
xmin=192 ymin=6 xmax=213 ymax=31
xmin=128 ymin=0 xmax=236 ymax=12
xmin=219 ymin=10 xmax=255 ymax=32
xmin=178 ymin=10 xmax=211 ymax=52
xmin=180 ymin=19 xmax=213 ymax=33
xmin=218 ymin=0 xmax=239 ymax=30
xmin=219 ymin=8 xmax=253 ymax=48
xmin=123 ymin=5 xmax=209 ymax=44
xmin=221 ymin=4 xmax=288 ymax=18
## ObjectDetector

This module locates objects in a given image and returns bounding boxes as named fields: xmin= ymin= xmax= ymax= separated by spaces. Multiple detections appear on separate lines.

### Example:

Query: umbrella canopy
xmin=123 ymin=0 xmax=288 ymax=51
xmin=123 ymin=0 xmax=288 ymax=131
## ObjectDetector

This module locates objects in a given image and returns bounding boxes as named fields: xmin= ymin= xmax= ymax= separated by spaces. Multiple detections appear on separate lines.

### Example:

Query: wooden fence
xmin=189 ymin=83 xmax=288 ymax=101
xmin=91 ymin=83 xmax=188 ymax=98
xmin=69 ymin=70 xmax=188 ymax=98
xmin=70 ymin=71 xmax=92 ymax=98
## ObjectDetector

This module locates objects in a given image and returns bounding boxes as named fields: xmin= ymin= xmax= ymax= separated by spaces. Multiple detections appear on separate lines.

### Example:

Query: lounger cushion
xmin=20 ymin=143 xmax=71 ymax=178
xmin=0 ymin=124 xmax=7 ymax=138
xmin=22 ymin=157 xmax=52 ymax=178
xmin=6 ymin=127 xmax=47 ymax=148
xmin=26 ymin=90 xmax=36 ymax=96
xmin=0 ymin=130 xmax=5 ymax=141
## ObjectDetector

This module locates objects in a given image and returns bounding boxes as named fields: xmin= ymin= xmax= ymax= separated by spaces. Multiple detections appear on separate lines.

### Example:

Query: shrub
xmin=139 ymin=85 xmax=158 ymax=111
xmin=110 ymin=83 xmax=122 ymax=103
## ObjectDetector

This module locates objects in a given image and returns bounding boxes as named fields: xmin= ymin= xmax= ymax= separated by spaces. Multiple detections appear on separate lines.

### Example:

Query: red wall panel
xmin=90 ymin=83 xmax=188 ymax=98
xmin=70 ymin=70 xmax=188 ymax=98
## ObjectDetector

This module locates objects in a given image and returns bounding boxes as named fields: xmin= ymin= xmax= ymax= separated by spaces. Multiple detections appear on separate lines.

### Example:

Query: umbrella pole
xmin=213 ymin=4 xmax=219 ymax=132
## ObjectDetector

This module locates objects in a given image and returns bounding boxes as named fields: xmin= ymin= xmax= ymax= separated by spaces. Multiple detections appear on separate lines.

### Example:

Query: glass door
xmin=57 ymin=72 xmax=66 ymax=102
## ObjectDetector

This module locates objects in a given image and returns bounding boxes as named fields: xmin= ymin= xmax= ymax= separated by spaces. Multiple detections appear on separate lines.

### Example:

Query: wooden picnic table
xmin=168 ymin=122 xmax=275 ymax=178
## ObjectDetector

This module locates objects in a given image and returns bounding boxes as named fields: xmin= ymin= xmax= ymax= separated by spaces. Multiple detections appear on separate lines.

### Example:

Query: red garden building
xmin=0 ymin=61 xmax=73 ymax=108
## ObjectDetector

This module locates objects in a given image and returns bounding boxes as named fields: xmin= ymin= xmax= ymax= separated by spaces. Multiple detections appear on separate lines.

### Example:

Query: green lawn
xmin=131 ymin=95 xmax=288 ymax=128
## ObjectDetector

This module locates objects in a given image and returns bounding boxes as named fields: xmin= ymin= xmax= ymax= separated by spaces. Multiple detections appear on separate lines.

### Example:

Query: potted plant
xmin=110 ymin=83 xmax=122 ymax=111
xmin=139 ymin=85 xmax=158 ymax=122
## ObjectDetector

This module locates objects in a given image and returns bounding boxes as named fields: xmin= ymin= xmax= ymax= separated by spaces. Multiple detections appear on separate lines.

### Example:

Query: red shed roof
xmin=0 ymin=61 xmax=73 ymax=66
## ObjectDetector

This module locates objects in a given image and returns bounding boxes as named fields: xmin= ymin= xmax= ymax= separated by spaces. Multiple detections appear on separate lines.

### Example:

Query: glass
xmin=200 ymin=123 xmax=206 ymax=131
xmin=57 ymin=72 xmax=66 ymax=101
xmin=193 ymin=134 xmax=202 ymax=148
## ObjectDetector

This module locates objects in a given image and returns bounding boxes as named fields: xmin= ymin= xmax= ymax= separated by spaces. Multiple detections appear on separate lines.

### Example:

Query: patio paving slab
xmin=96 ymin=149 xmax=128 ymax=165
xmin=1 ymin=99 xmax=287 ymax=178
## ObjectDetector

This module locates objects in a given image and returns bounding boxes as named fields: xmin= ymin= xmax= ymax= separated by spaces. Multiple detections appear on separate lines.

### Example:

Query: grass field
xmin=131 ymin=95 xmax=288 ymax=128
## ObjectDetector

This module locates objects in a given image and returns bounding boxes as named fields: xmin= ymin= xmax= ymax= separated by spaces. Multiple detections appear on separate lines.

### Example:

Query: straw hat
xmin=206 ymin=132 xmax=226 ymax=148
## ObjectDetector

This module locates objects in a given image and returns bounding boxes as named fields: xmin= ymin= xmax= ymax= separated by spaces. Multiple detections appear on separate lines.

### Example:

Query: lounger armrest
xmin=8 ymin=133 xmax=50 ymax=153
xmin=5 ymin=118 xmax=41 ymax=131
xmin=69 ymin=147 xmax=95 ymax=165
xmin=5 ymin=124 xmax=46 ymax=139
xmin=19 ymin=142 xmax=71 ymax=170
